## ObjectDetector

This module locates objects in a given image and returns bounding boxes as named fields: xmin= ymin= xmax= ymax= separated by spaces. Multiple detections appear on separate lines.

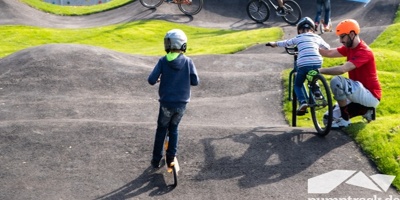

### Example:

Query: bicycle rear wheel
xmin=178 ymin=0 xmax=203 ymax=15
xmin=309 ymin=74 xmax=333 ymax=136
xmin=139 ymin=0 xmax=164 ymax=8
xmin=281 ymin=0 xmax=302 ymax=25
xmin=246 ymin=0 xmax=270 ymax=23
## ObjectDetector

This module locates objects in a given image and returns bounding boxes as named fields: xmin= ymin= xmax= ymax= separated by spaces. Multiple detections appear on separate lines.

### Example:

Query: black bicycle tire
xmin=281 ymin=0 xmax=302 ymax=25
xmin=139 ymin=0 xmax=164 ymax=8
xmin=178 ymin=0 xmax=203 ymax=15
xmin=310 ymin=74 xmax=333 ymax=136
xmin=246 ymin=0 xmax=270 ymax=23
xmin=291 ymin=73 xmax=298 ymax=127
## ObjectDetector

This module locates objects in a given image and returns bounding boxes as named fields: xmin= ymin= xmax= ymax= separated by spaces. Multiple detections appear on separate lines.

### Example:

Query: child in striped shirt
xmin=267 ymin=17 xmax=330 ymax=115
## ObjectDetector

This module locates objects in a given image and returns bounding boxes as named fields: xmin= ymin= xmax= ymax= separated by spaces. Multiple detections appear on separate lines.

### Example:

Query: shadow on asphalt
xmin=195 ymin=127 xmax=350 ymax=188
xmin=95 ymin=166 xmax=177 ymax=200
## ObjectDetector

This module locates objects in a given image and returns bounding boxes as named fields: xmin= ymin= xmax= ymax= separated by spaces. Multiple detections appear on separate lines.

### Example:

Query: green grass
xmin=20 ymin=0 xmax=134 ymax=15
xmin=3 ymin=0 xmax=400 ymax=192
xmin=0 ymin=20 xmax=281 ymax=57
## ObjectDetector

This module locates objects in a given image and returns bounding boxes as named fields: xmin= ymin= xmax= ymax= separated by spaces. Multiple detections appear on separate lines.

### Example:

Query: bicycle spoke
xmin=246 ymin=0 xmax=270 ymax=23
xmin=281 ymin=0 xmax=302 ymax=25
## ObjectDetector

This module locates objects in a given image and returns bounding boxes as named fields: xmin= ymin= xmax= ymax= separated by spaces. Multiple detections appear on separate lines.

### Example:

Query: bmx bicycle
xmin=266 ymin=44 xmax=333 ymax=136
xmin=139 ymin=0 xmax=203 ymax=16
xmin=246 ymin=0 xmax=302 ymax=25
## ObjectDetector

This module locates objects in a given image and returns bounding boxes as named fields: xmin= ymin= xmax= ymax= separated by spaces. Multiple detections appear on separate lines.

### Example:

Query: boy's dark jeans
xmin=152 ymin=105 xmax=186 ymax=163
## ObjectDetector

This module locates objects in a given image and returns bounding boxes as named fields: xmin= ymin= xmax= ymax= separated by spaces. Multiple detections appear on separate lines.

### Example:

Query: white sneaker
xmin=296 ymin=103 xmax=308 ymax=116
xmin=362 ymin=109 xmax=375 ymax=123
xmin=332 ymin=118 xmax=351 ymax=129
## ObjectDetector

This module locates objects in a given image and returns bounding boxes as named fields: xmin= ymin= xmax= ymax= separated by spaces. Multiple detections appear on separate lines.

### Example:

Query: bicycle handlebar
xmin=285 ymin=46 xmax=298 ymax=55
xmin=266 ymin=43 xmax=298 ymax=56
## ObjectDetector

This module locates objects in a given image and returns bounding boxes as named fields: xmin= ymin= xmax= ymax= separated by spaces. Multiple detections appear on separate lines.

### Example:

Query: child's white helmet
xmin=164 ymin=29 xmax=187 ymax=53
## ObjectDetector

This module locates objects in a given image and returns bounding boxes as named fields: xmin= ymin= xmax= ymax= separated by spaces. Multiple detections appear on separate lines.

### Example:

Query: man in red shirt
xmin=319 ymin=19 xmax=381 ymax=128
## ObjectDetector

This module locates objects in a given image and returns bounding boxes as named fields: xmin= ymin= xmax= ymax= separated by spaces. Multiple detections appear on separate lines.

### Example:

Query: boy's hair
xmin=164 ymin=29 xmax=187 ymax=53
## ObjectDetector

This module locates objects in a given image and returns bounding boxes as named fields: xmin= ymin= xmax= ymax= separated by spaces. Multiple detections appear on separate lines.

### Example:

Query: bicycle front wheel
xmin=139 ymin=0 xmax=164 ymax=8
xmin=281 ymin=0 xmax=302 ymax=25
xmin=246 ymin=0 xmax=270 ymax=23
xmin=178 ymin=0 xmax=203 ymax=15
xmin=309 ymin=74 xmax=333 ymax=136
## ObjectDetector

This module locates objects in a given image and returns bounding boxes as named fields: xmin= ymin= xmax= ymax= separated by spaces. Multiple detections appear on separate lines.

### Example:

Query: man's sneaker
xmin=362 ymin=109 xmax=375 ymax=123
xmin=165 ymin=0 xmax=173 ymax=3
xmin=323 ymin=114 xmax=329 ymax=127
xmin=276 ymin=7 xmax=286 ymax=16
xmin=331 ymin=118 xmax=351 ymax=129
xmin=151 ymin=158 xmax=161 ymax=168
xmin=323 ymin=20 xmax=333 ymax=32
xmin=296 ymin=103 xmax=308 ymax=116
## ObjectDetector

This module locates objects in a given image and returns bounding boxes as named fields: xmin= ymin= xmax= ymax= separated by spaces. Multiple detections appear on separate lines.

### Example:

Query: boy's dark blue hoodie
xmin=148 ymin=53 xmax=199 ymax=108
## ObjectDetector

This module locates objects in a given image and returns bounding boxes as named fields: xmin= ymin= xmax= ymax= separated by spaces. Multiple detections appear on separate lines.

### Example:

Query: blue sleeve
xmin=190 ymin=60 xmax=199 ymax=86
xmin=148 ymin=59 xmax=162 ymax=85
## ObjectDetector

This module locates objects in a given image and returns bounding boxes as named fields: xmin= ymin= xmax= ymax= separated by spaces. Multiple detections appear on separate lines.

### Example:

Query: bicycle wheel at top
xmin=246 ymin=0 xmax=270 ymax=23
xmin=281 ymin=0 xmax=302 ymax=25
xmin=139 ymin=0 xmax=164 ymax=8
xmin=309 ymin=74 xmax=333 ymax=136
xmin=178 ymin=0 xmax=203 ymax=15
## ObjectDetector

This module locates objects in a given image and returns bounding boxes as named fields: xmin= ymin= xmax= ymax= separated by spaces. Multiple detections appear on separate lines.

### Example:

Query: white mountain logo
xmin=308 ymin=170 xmax=396 ymax=194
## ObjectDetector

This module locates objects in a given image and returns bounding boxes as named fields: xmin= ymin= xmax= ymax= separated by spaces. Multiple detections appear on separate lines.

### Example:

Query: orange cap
xmin=336 ymin=19 xmax=360 ymax=36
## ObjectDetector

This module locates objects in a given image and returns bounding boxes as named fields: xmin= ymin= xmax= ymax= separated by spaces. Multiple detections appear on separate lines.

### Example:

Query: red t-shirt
xmin=337 ymin=40 xmax=382 ymax=100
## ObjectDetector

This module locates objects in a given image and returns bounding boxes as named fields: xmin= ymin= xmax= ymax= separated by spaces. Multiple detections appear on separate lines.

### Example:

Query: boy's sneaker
xmin=362 ymin=109 xmax=375 ymax=123
xmin=151 ymin=158 xmax=161 ymax=168
xmin=332 ymin=118 xmax=351 ymax=129
xmin=276 ymin=7 xmax=286 ymax=16
xmin=165 ymin=0 xmax=173 ymax=3
xmin=296 ymin=103 xmax=308 ymax=116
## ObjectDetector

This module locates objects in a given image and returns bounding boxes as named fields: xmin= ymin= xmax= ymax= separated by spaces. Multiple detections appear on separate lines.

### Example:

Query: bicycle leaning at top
xmin=266 ymin=44 xmax=333 ymax=136
xmin=139 ymin=0 xmax=203 ymax=16
xmin=246 ymin=0 xmax=302 ymax=25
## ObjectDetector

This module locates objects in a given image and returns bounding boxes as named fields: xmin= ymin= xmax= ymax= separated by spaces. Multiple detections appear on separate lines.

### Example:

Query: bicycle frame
xmin=266 ymin=0 xmax=279 ymax=10
xmin=171 ymin=0 xmax=192 ymax=5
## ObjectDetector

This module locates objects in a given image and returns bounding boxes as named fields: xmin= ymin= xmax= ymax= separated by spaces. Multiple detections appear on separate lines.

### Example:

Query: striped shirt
xmin=276 ymin=32 xmax=330 ymax=68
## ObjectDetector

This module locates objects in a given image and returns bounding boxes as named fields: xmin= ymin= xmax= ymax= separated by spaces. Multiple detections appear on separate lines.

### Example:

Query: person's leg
xmin=323 ymin=0 xmax=331 ymax=26
xmin=294 ymin=67 xmax=310 ymax=114
xmin=314 ymin=0 xmax=323 ymax=23
xmin=347 ymin=81 xmax=380 ymax=108
xmin=330 ymin=76 xmax=355 ymax=120
xmin=151 ymin=106 xmax=171 ymax=167
xmin=166 ymin=106 xmax=186 ymax=166
xmin=276 ymin=0 xmax=286 ymax=15
xmin=277 ymin=0 xmax=284 ymax=7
